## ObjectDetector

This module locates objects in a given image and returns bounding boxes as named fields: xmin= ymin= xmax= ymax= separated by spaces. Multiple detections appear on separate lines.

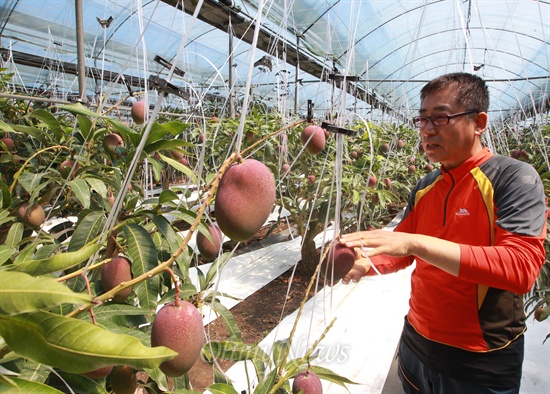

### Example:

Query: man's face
xmin=418 ymin=87 xmax=486 ymax=170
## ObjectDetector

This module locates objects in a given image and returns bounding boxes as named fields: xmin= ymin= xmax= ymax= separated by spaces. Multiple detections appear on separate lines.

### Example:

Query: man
xmin=340 ymin=72 xmax=548 ymax=393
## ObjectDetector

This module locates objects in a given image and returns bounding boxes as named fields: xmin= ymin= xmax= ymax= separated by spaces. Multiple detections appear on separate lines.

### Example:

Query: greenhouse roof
xmin=1 ymin=0 xmax=549 ymax=125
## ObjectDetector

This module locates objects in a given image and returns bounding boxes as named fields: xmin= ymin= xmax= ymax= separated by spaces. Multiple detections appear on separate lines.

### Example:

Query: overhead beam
xmin=163 ymin=0 xmax=395 ymax=114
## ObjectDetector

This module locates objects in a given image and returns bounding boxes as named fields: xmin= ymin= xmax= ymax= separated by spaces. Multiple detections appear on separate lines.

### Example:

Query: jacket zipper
xmin=442 ymin=169 xmax=454 ymax=226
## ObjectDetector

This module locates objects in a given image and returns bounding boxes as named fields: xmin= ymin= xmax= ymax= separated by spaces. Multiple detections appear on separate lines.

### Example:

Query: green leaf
xmin=56 ymin=370 xmax=110 ymax=394
xmin=0 ymin=119 xmax=16 ymax=133
xmin=91 ymin=304 xmax=151 ymax=320
xmin=85 ymin=177 xmax=108 ymax=199
xmin=146 ymin=121 xmax=190 ymax=144
xmin=149 ymin=214 xmax=188 ymax=272
xmin=76 ymin=113 xmax=93 ymax=139
xmin=205 ymin=383 xmax=240 ymax=394
xmin=159 ymin=153 xmax=198 ymax=184
xmin=253 ymin=368 xmax=278 ymax=394
xmin=0 ymin=311 xmax=177 ymax=373
xmin=0 ymin=271 xmax=92 ymax=316
xmin=0 ymin=245 xmax=16 ymax=266
xmin=57 ymin=103 xmax=102 ymax=118
xmin=272 ymin=339 xmax=289 ymax=367
xmin=9 ymin=124 xmax=47 ymax=143
xmin=158 ymin=189 xmax=180 ymax=204
xmin=28 ymin=109 xmax=64 ymax=140
xmin=68 ymin=178 xmax=91 ymax=209
xmin=158 ymin=283 xmax=198 ymax=305
xmin=208 ymin=300 xmax=242 ymax=342
xmin=5 ymin=221 xmax=23 ymax=249
xmin=202 ymin=341 xmax=269 ymax=380
xmin=290 ymin=364 xmax=358 ymax=387
xmin=11 ymin=243 xmax=102 ymax=276
xmin=0 ymin=179 xmax=11 ymax=209
xmin=144 ymin=138 xmax=193 ymax=154
xmin=18 ymin=361 xmax=50 ymax=384
xmin=18 ymin=172 xmax=45 ymax=194
xmin=124 ymin=223 xmax=160 ymax=310
xmin=68 ymin=211 xmax=105 ymax=252
xmin=0 ymin=377 xmax=66 ymax=393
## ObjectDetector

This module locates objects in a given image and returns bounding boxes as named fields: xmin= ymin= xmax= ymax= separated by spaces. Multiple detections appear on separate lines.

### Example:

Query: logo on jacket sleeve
xmin=456 ymin=208 xmax=470 ymax=216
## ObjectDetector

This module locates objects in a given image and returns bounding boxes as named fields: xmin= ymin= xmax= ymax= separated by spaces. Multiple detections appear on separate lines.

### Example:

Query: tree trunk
xmin=299 ymin=224 xmax=320 ymax=278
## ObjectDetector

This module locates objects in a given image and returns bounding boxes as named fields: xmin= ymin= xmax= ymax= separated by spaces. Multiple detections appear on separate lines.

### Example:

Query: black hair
xmin=420 ymin=72 xmax=490 ymax=113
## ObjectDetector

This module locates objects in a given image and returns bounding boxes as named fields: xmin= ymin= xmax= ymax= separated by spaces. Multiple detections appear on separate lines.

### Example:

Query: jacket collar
xmin=441 ymin=147 xmax=493 ymax=179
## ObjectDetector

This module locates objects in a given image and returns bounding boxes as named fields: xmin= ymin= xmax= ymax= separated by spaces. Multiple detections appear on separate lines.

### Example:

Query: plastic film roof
xmin=1 ymin=0 xmax=549 ymax=125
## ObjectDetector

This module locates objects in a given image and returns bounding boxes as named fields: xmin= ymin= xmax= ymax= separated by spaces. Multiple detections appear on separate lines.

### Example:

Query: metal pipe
xmin=75 ymin=0 xmax=87 ymax=103
xmin=228 ymin=18 xmax=235 ymax=118
xmin=294 ymin=35 xmax=300 ymax=115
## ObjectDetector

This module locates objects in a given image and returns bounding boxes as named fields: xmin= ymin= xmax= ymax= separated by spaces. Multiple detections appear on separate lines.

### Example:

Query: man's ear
xmin=474 ymin=112 xmax=488 ymax=136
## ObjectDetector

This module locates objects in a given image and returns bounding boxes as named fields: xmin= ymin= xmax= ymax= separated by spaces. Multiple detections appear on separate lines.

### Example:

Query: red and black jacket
xmin=368 ymin=147 xmax=547 ymax=385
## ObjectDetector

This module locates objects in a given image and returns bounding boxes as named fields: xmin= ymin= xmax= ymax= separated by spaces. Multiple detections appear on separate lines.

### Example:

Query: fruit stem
xmin=164 ymin=267 xmax=181 ymax=307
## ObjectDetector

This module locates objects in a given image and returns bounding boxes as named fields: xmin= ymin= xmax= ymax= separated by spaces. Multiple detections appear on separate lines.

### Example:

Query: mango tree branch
xmin=9 ymin=145 xmax=70 ymax=193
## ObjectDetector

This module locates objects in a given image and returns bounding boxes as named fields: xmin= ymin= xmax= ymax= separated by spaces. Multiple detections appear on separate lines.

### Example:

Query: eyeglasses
xmin=412 ymin=110 xmax=479 ymax=128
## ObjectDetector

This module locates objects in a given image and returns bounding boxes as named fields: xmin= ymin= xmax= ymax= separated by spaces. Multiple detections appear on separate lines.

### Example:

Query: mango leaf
xmin=56 ymin=370 xmax=110 ymax=394
xmin=96 ymin=320 xmax=151 ymax=346
xmin=18 ymin=172 xmax=45 ymax=194
xmin=253 ymin=369 xmax=278 ymax=394
xmin=271 ymin=339 xmax=289 ymax=367
xmin=146 ymin=121 xmax=190 ymax=144
xmin=0 ymin=245 xmax=15 ymax=267
xmin=207 ymin=300 xmax=242 ymax=342
xmin=144 ymin=138 xmax=193 ymax=154
xmin=12 ymin=242 xmax=37 ymax=265
xmin=57 ymin=103 xmax=102 ymax=118
xmin=106 ymin=118 xmax=142 ymax=146
xmin=68 ymin=211 xmax=105 ymax=252
xmin=0 ymin=271 xmax=92 ymax=316
xmin=9 ymin=124 xmax=48 ymax=144
xmin=159 ymin=153 xmax=198 ymax=184
xmin=5 ymin=221 xmax=23 ymax=249
xmin=76 ymin=113 xmax=93 ymax=139
xmin=83 ymin=303 xmax=150 ymax=321
xmin=158 ymin=189 xmax=180 ymax=204
xmin=18 ymin=361 xmax=50 ymax=384
xmin=202 ymin=341 xmax=268 ymax=381
xmin=289 ymin=364 xmax=358 ymax=387
xmin=203 ymin=384 xmax=239 ymax=394
xmin=0 ymin=377 xmax=65 ymax=393
xmin=149 ymin=213 xmax=188 ymax=269
xmin=68 ymin=178 xmax=91 ymax=208
xmin=11 ymin=243 xmax=101 ymax=276
xmin=1 ymin=179 xmax=11 ymax=209
xmin=0 ymin=209 xmax=13 ymax=227
xmin=0 ymin=119 xmax=16 ymax=133
xmin=85 ymin=177 xmax=108 ymax=199
xmin=0 ymin=311 xmax=177 ymax=373
xmin=124 ymin=223 xmax=160 ymax=310
xmin=27 ymin=109 xmax=64 ymax=140
xmin=158 ymin=283 xmax=198 ymax=305
xmin=144 ymin=367 xmax=169 ymax=392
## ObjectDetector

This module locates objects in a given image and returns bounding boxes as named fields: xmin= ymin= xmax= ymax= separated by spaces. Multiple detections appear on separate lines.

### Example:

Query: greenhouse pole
xmin=228 ymin=20 xmax=235 ymax=118
xmin=75 ymin=0 xmax=87 ymax=103
xmin=294 ymin=35 xmax=300 ymax=115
